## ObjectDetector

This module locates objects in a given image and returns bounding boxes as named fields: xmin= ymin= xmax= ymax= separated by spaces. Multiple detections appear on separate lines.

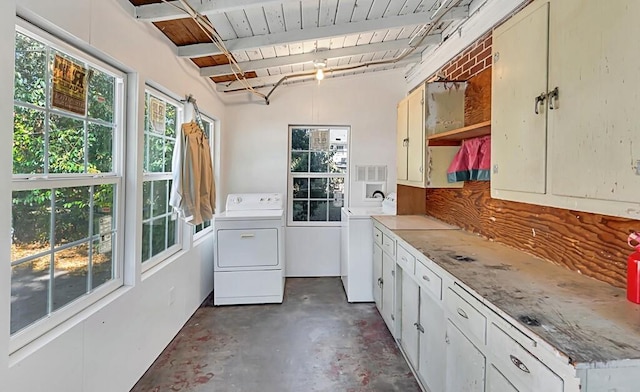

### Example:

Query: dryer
xmin=213 ymin=193 xmax=285 ymax=305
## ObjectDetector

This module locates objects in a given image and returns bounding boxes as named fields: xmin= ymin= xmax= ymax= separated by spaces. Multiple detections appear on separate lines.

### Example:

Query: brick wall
xmin=436 ymin=32 xmax=492 ymax=81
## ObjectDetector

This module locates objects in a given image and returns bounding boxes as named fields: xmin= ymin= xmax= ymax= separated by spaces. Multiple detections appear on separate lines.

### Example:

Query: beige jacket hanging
xmin=169 ymin=121 xmax=215 ymax=226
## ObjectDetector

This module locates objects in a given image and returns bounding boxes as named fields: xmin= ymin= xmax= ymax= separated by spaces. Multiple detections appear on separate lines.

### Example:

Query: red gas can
xmin=627 ymin=232 xmax=640 ymax=304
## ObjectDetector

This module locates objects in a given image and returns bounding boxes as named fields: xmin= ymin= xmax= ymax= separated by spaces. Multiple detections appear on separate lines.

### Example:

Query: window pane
xmin=148 ymin=135 xmax=164 ymax=173
xmin=167 ymin=216 xmax=176 ymax=248
xmin=310 ymin=151 xmax=329 ymax=173
xmin=13 ymin=106 xmax=45 ymax=174
xmin=87 ymin=68 xmax=114 ymax=123
xmin=292 ymin=178 xmax=309 ymax=199
xmin=92 ymin=238 xmax=113 ymax=289
xmin=164 ymin=139 xmax=174 ymax=172
xmin=54 ymin=187 xmax=90 ymax=246
xmin=142 ymin=222 xmax=151 ymax=262
xmin=310 ymin=201 xmax=328 ymax=221
xmin=151 ymin=217 xmax=167 ymax=256
xmin=310 ymin=178 xmax=328 ymax=199
xmin=53 ymin=243 xmax=89 ymax=310
xmin=11 ymin=257 xmax=50 ymax=334
xmin=152 ymin=180 xmax=168 ymax=217
xmin=49 ymin=114 xmax=85 ymax=174
xmin=291 ymin=151 xmax=308 ymax=172
xmin=12 ymin=190 xmax=51 ymax=261
xmin=14 ymin=33 xmax=46 ymax=107
xmin=165 ymin=104 xmax=177 ymax=138
xmin=330 ymin=177 xmax=345 ymax=196
xmin=292 ymin=201 xmax=308 ymax=221
xmin=88 ymin=123 xmax=113 ymax=173
xmin=291 ymin=128 xmax=308 ymax=150
xmin=93 ymin=184 xmax=115 ymax=235
xmin=328 ymin=202 xmax=342 ymax=222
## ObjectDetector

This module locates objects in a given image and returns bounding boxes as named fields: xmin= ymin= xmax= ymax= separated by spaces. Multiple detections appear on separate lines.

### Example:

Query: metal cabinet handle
xmin=534 ymin=92 xmax=546 ymax=114
xmin=422 ymin=274 xmax=431 ymax=282
xmin=401 ymin=256 xmax=407 ymax=262
xmin=240 ymin=233 xmax=255 ymax=238
xmin=378 ymin=278 xmax=383 ymax=288
xmin=456 ymin=308 xmax=469 ymax=319
xmin=547 ymin=86 xmax=559 ymax=110
xmin=445 ymin=333 xmax=450 ymax=344
xmin=510 ymin=355 xmax=531 ymax=373
xmin=391 ymin=270 xmax=395 ymax=277
xmin=403 ymin=138 xmax=409 ymax=147
xmin=391 ymin=314 xmax=395 ymax=321
xmin=413 ymin=322 xmax=425 ymax=333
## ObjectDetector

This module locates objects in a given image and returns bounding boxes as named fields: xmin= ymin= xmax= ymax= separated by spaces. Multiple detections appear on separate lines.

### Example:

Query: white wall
xmin=223 ymin=72 xmax=406 ymax=276
xmin=3 ymin=1 xmax=222 ymax=391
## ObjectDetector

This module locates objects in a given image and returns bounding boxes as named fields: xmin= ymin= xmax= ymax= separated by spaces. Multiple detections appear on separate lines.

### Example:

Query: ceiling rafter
xmin=199 ymin=36 xmax=440 ymax=76
xmin=135 ymin=0 xmax=301 ymax=22
xmin=177 ymin=7 xmax=467 ymax=57
xmin=216 ymin=54 xmax=422 ymax=93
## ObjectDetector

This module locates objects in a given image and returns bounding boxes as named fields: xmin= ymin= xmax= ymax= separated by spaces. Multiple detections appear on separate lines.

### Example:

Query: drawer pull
xmin=510 ymin=355 xmax=530 ymax=374
xmin=378 ymin=278 xmax=383 ymax=288
xmin=401 ymin=256 xmax=407 ymax=262
xmin=414 ymin=322 xmax=424 ymax=333
xmin=240 ymin=233 xmax=255 ymax=238
xmin=456 ymin=308 xmax=469 ymax=319
xmin=421 ymin=274 xmax=431 ymax=282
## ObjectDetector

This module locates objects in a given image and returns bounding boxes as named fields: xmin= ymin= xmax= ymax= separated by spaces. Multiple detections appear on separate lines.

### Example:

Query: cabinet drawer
xmin=444 ymin=286 xmax=486 ymax=346
xmin=396 ymin=243 xmax=415 ymax=274
xmin=489 ymin=323 xmax=563 ymax=392
xmin=382 ymin=233 xmax=396 ymax=257
xmin=373 ymin=227 xmax=383 ymax=246
xmin=415 ymin=260 xmax=442 ymax=300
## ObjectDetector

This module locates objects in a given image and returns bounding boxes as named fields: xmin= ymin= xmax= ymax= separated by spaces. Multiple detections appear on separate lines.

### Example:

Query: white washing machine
xmin=340 ymin=193 xmax=396 ymax=302
xmin=213 ymin=193 xmax=285 ymax=305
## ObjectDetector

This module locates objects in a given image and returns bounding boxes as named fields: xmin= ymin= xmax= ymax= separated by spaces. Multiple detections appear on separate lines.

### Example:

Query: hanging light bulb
xmin=315 ymin=67 xmax=324 ymax=81
xmin=313 ymin=59 xmax=327 ymax=81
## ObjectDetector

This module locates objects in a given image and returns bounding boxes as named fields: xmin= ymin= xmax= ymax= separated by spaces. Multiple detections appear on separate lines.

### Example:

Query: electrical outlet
xmin=168 ymin=286 xmax=175 ymax=306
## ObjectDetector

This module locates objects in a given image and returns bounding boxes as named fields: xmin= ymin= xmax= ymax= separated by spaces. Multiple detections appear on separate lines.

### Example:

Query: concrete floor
xmin=131 ymin=277 xmax=421 ymax=392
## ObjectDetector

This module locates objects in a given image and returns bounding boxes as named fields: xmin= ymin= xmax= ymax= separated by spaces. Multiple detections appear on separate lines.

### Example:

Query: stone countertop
xmin=374 ymin=216 xmax=640 ymax=366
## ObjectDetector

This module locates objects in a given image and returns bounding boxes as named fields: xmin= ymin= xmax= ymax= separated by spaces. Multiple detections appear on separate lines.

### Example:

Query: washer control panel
xmin=225 ymin=193 xmax=283 ymax=211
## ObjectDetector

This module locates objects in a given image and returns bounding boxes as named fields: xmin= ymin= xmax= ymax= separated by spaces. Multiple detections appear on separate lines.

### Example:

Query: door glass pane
xmin=13 ymin=106 xmax=45 ymax=174
xmin=54 ymin=187 xmax=90 ymax=246
xmin=291 ymin=128 xmax=309 ymax=150
xmin=291 ymin=151 xmax=308 ymax=172
xmin=292 ymin=201 xmax=308 ymax=221
xmin=53 ymin=243 xmax=89 ymax=310
xmin=310 ymin=201 xmax=328 ymax=221
xmin=14 ymin=33 xmax=47 ymax=107
xmin=310 ymin=178 xmax=328 ymax=198
xmin=49 ymin=114 xmax=85 ymax=174
xmin=11 ymin=257 xmax=50 ymax=334
xmin=12 ymin=190 xmax=51 ymax=261
xmin=292 ymin=178 xmax=309 ymax=199
xmin=88 ymin=123 xmax=113 ymax=173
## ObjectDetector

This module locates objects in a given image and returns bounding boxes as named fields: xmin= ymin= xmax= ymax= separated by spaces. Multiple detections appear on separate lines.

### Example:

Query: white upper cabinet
xmin=491 ymin=0 xmax=640 ymax=219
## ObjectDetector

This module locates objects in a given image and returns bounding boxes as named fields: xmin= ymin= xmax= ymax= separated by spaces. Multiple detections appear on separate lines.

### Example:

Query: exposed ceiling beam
xmin=199 ymin=36 xmax=440 ymax=76
xmin=177 ymin=7 xmax=467 ymax=58
xmin=135 ymin=0 xmax=301 ymax=22
xmin=216 ymin=54 xmax=421 ymax=93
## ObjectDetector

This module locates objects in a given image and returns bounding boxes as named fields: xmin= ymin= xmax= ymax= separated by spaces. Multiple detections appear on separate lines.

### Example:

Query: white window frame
xmin=287 ymin=125 xmax=349 ymax=227
xmin=193 ymin=114 xmax=216 ymax=241
xmin=10 ymin=21 xmax=126 ymax=352
xmin=141 ymin=87 xmax=183 ymax=271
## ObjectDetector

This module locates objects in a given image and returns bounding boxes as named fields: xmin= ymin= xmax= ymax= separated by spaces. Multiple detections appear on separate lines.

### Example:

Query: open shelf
xmin=427 ymin=120 xmax=491 ymax=145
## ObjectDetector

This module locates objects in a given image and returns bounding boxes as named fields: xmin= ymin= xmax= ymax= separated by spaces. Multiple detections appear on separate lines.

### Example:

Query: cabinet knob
xmin=422 ymin=274 xmax=431 ymax=282
xmin=510 ymin=354 xmax=531 ymax=374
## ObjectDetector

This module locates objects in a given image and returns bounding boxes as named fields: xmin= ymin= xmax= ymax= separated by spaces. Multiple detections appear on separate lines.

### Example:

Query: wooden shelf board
xmin=427 ymin=120 xmax=491 ymax=143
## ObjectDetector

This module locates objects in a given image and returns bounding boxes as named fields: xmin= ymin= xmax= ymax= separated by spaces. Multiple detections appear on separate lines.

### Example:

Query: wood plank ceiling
xmin=129 ymin=0 xmax=476 ymax=96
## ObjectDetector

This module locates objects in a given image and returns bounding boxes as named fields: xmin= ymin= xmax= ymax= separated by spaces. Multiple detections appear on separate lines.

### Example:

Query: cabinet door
xmin=373 ymin=243 xmax=383 ymax=311
xmin=548 ymin=0 xmax=640 ymax=203
xmin=446 ymin=320 xmax=486 ymax=392
xmin=418 ymin=288 xmax=446 ymax=392
xmin=397 ymin=98 xmax=409 ymax=181
xmin=401 ymin=271 xmax=420 ymax=369
xmin=382 ymin=252 xmax=396 ymax=334
xmin=491 ymin=0 xmax=549 ymax=194
xmin=486 ymin=365 xmax=519 ymax=392
xmin=407 ymin=85 xmax=425 ymax=183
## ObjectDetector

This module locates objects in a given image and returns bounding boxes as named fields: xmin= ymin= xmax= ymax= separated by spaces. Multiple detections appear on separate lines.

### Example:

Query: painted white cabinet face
xmin=381 ymin=252 xmax=396 ymax=334
xmin=373 ymin=242 xmax=383 ymax=310
xmin=396 ymin=98 xmax=409 ymax=182
xmin=401 ymin=271 xmax=420 ymax=369
xmin=487 ymin=365 xmax=519 ymax=392
xmin=446 ymin=320 xmax=486 ymax=392
xmin=418 ymin=288 xmax=446 ymax=392
xmin=491 ymin=0 xmax=549 ymax=195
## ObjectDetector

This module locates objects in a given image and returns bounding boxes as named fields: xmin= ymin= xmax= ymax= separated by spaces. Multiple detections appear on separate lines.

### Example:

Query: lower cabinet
xmin=487 ymin=365 xmax=519 ymax=392
xmin=381 ymin=251 xmax=396 ymax=334
xmin=400 ymin=270 xmax=420 ymax=369
xmin=373 ymin=242 xmax=382 ymax=309
xmin=418 ymin=287 xmax=446 ymax=392
xmin=446 ymin=319 xmax=486 ymax=391
xmin=373 ymin=222 xmax=397 ymax=336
